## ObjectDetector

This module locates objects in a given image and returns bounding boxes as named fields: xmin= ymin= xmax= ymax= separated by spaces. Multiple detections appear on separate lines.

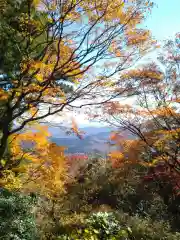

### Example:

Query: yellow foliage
xmin=35 ymin=73 xmax=44 ymax=82
xmin=23 ymin=143 xmax=68 ymax=199
xmin=150 ymin=107 xmax=179 ymax=118
xmin=121 ymin=68 xmax=163 ymax=81
xmin=109 ymin=151 xmax=124 ymax=160
xmin=1 ymin=124 xmax=68 ymax=198
xmin=0 ymin=170 xmax=22 ymax=190
xmin=32 ymin=0 xmax=41 ymax=7
xmin=0 ymin=0 xmax=156 ymax=187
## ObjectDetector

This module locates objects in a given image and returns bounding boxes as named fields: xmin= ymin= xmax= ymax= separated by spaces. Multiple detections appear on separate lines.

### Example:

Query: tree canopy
xmin=1 ymin=2 xmax=180 ymax=240
xmin=0 ymin=0 xmax=156 ymax=164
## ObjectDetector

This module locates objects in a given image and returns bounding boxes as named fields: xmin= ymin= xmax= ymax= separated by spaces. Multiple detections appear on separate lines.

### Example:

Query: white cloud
xmin=43 ymin=107 xmax=104 ymax=127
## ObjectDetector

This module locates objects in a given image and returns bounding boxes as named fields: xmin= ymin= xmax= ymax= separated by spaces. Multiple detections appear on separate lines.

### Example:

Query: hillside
xmin=50 ymin=126 xmax=135 ymax=154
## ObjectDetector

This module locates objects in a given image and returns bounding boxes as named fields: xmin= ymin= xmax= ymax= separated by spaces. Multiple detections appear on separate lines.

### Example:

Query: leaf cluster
xmin=0 ymin=188 xmax=37 ymax=240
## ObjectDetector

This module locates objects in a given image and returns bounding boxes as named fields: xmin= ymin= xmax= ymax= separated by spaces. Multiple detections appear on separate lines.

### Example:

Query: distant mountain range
xmin=50 ymin=126 xmax=135 ymax=154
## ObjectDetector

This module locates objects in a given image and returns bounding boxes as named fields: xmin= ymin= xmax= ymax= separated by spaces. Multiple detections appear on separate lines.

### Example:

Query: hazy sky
xmin=144 ymin=0 xmax=180 ymax=41
xmin=81 ymin=1 xmax=180 ymax=126
xmin=48 ymin=0 xmax=180 ymax=127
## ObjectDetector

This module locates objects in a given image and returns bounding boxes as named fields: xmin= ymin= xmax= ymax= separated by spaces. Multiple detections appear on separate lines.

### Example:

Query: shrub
xmin=63 ymin=157 xmax=180 ymax=230
xmin=57 ymin=211 xmax=180 ymax=240
xmin=86 ymin=212 xmax=121 ymax=238
xmin=115 ymin=211 xmax=180 ymax=240
xmin=57 ymin=212 xmax=127 ymax=239
xmin=0 ymin=188 xmax=37 ymax=240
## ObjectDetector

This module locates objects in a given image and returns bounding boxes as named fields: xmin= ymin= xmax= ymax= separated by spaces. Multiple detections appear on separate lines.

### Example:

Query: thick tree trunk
xmin=0 ymin=108 xmax=13 ymax=169
xmin=0 ymin=124 xmax=10 ymax=164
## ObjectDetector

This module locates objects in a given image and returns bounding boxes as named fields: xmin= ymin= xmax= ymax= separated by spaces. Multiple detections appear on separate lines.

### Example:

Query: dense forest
xmin=0 ymin=0 xmax=180 ymax=239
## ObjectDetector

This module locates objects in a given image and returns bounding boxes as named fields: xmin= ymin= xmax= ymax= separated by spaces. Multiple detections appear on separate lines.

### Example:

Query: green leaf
xmin=119 ymin=229 xmax=128 ymax=237
xmin=127 ymin=227 xmax=132 ymax=233
xmin=1 ymin=159 xmax=6 ymax=167
xmin=93 ymin=229 xmax=99 ymax=234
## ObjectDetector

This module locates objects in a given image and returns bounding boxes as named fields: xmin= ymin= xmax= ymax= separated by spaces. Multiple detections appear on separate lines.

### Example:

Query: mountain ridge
xmin=50 ymin=126 xmax=135 ymax=154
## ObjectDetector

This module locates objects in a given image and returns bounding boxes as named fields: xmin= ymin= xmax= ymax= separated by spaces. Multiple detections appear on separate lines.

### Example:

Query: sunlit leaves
xmin=35 ymin=73 xmax=44 ymax=82
xmin=1 ymin=124 xmax=68 ymax=198
xmin=121 ymin=68 xmax=163 ymax=82
xmin=71 ymin=118 xmax=85 ymax=139
xmin=108 ymin=151 xmax=124 ymax=168
xmin=0 ymin=170 xmax=22 ymax=190
xmin=23 ymin=142 xmax=68 ymax=199
xmin=102 ymin=33 xmax=180 ymax=189
xmin=0 ymin=89 xmax=9 ymax=101
xmin=126 ymin=30 xmax=151 ymax=46
xmin=0 ymin=0 xmax=156 ymax=166
xmin=9 ymin=124 xmax=50 ymax=163
xmin=32 ymin=0 xmax=41 ymax=7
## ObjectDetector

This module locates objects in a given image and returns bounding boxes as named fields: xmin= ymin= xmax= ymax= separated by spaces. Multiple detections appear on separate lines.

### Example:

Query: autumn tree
xmin=100 ymin=33 xmax=180 ymax=194
xmin=0 ymin=124 xmax=68 ymax=197
xmin=0 ymin=122 xmax=72 ymax=238
xmin=0 ymin=0 xmax=157 ymax=168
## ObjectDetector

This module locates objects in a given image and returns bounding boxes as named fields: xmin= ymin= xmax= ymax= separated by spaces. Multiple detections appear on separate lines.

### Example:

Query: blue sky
xmin=85 ymin=0 xmax=180 ymax=127
xmin=48 ymin=0 xmax=180 ymax=128
xmin=144 ymin=0 xmax=180 ymax=41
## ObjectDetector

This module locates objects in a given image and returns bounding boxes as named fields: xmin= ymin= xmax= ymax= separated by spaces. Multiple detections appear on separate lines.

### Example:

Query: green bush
xmin=115 ymin=211 xmax=180 ymax=240
xmin=31 ymin=156 xmax=180 ymax=239
xmin=0 ymin=189 xmax=37 ymax=240
xmin=86 ymin=212 xmax=121 ymax=237
xmin=63 ymin=158 xmax=180 ymax=230
xmin=57 ymin=211 xmax=180 ymax=240
xmin=57 ymin=212 xmax=130 ymax=240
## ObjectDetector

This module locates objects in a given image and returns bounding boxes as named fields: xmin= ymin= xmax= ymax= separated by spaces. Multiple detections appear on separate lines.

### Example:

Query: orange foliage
xmin=103 ymin=34 xmax=180 ymax=184
xmin=121 ymin=67 xmax=163 ymax=82
xmin=109 ymin=134 xmax=146 ymax=168
xmin=0 ymin=0 xmax=156 ymax=169
xmin=71 ymin=118 xmax=85 ymax=139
